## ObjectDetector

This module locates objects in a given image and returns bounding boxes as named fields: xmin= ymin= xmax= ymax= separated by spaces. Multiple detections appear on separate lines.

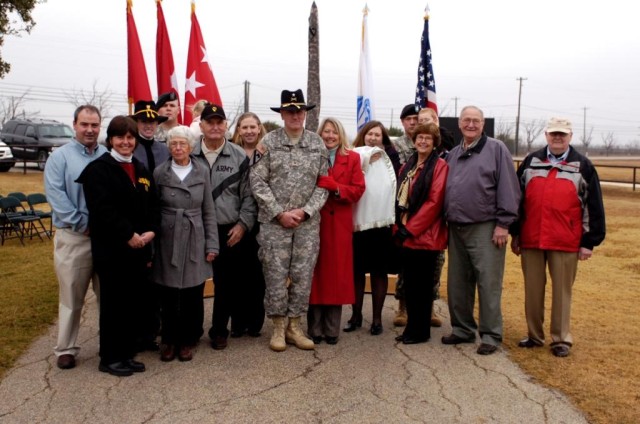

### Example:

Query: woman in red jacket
xmin=393 ymin=123 xmax=448 ymax=344
xmin=308 ymin=117 xmax=365 ymax=345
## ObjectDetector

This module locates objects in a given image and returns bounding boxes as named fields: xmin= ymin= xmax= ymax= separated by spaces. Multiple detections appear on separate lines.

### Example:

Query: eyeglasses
xmin=548 ymin=132 xmax=570 ymax=138
xmin=169 ymin=141 xmax=190 ymax=149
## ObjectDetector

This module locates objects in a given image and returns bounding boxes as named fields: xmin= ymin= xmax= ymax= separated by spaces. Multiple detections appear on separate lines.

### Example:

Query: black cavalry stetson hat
xmin=130 ymin=100 xmax=168 ymax=123
xmin=270 ymin=89 xmax=316 ymax=112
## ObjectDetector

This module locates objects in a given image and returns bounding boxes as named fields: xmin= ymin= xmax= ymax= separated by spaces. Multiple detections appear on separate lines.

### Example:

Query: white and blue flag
xmin=357 ymin=4 xmax=375 ymax=132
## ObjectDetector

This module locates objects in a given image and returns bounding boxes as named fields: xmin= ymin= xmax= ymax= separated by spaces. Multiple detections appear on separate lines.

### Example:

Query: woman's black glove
xmin=393 ymin=225 xmax=411 ymax=247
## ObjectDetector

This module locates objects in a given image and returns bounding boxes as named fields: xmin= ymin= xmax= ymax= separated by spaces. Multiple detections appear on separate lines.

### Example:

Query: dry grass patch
xmin=0 ymin=171 xmax=57 ymax=380
xmin=490 ymin=185 xmax=640 ymax=424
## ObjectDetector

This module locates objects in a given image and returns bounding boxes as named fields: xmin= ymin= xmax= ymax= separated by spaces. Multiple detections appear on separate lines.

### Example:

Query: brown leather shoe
xmin=160 ymin=344 xmax=176 ymax=362
xmin=178 ymin=345 xmax=194 ymax=362
xmin=56 ymin=354 xmax=76 ymax=369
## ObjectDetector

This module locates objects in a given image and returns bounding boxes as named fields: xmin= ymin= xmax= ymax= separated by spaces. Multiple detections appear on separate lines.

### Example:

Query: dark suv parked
xmin=0 ymin=119 xmax=74 ymax=171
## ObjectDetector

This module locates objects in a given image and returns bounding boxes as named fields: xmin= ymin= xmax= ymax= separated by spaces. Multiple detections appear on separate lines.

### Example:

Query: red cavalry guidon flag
xmin=184 ymin=0 xmax=222 ymax=126
xmin=127 ymin=0 xmax=152 ymax=110
xmin=156 ymin=0 xmax=182 ymax=123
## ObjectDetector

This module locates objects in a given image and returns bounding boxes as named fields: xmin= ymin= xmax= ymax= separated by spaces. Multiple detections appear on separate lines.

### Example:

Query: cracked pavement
xmin=0 ymin=294 xmax=587 ymax=423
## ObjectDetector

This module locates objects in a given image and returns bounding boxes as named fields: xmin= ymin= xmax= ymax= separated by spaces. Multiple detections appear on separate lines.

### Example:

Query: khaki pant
xmin=521 ymin=249 xmax=578 ymax=347
xmin=53 ymin=228 xmax=100 ymax=357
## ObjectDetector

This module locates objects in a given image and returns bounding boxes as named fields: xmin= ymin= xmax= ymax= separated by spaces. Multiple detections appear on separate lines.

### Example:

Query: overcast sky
xmin=1 ymin=0 xmax=638 ymax=144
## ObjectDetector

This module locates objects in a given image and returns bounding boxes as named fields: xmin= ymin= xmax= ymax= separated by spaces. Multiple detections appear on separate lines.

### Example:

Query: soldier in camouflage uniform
xmin=154 ymin=92 xmax=180 ymax=143
xmin=250 ymin=89 xmax=329 ymax=352
xmin=391 ymin=104 xmax=419 ymax=165
xmin=391 ymin=104 xmax=419 ymax=327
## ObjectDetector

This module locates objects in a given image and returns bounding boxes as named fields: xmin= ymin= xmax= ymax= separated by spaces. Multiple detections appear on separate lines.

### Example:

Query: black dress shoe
xmin=441 ymin=334 xmax=475 ymax=345
xmin=311 ymin=336 xmax=323 ymax=344
xmin=343 ymin=317 xmax=362 ymax=332
xmin=370 ymin=324 xmax=383 ymax=336
xmin=56 ymin=354 xmax=76 ymax=370
xmin=124 ymin=359 xmax=146 ymax=372
xmin=477 ymin=343 xmax=498 ymax=355
xmin=230 ymin=330 xmax=244 ymax=338
xmin=518 ymin=337 xmax=543 ymax=348
xmin=211 ymin=336 xmax=228 ymax=350
xmin=99 ymin=361 xmax=134 ymax=377
xmin=325 ymin=336 xmax=338 ymax=345
xmin=247 ymin=330 xmax=262 ymax=338
xmin=394 ymin=334 xmax=405 ymax=342
xmin=551 ymin=344 xmax=570 ymax=357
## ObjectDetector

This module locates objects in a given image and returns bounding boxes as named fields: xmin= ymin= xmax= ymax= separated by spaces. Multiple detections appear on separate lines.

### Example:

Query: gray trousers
xmin=447 ymin=221 xmax=506 ymax=345
xmin=307 ymin=305 xmax=342 ymax=338
xmin=257 ymin=219 xmax=320 ymax=318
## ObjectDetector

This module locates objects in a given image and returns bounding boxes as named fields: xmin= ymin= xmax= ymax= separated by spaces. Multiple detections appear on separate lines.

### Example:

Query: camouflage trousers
xmin=395 ymin=250 xmax=445 ymax=300
xmin=257 ymin=218 xmax=320 ymax=318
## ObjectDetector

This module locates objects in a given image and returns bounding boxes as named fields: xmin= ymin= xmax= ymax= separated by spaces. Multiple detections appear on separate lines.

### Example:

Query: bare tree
xmin=624 ymin=139 xmax=640 ymax=155
xmin=263 ymin=120 xmax=282 ymax=133
xmin=601 ymin=132 xmax=616 ymax=156
xmin=495 ymin=119 xmax=515 ymax=153
xmin=523 ymin=119 xmax=545 ymax=153
xmin=225 ymin=99 xmax=245 ymax=135
xmin=0 ymin=91 xmax=39 ymax=126
xmin=65 ymin=81 xmax=114 ymax=119
xmin=580 ymin=126 xmax=594 ymax=154
xmin=495 ymin=119 xmax=514 ymax=142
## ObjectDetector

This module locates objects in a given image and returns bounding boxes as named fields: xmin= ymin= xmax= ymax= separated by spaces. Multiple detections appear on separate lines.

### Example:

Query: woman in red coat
xmin=308 ymin=117 xmax=365 ymax=345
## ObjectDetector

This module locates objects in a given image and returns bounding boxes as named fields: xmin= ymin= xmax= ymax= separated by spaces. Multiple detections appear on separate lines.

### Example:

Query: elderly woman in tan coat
xmin=152 ymin=126 xmax=219 ymax=362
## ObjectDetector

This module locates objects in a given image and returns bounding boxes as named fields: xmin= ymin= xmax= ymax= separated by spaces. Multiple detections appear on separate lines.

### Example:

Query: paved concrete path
xmin=0 ymin=294 xmax=587 ymax=423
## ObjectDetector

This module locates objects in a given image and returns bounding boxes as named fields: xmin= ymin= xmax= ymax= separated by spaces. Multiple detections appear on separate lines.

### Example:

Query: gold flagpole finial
xmin=424 ymin=4 xmax=430 ymax=19
xmin=363 ymin=4 xmax=369 ymax=16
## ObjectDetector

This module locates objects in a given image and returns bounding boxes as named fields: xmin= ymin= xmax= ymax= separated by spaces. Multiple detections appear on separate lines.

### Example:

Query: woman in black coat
xmin=78 ymin=115 xmax=159 ymax=377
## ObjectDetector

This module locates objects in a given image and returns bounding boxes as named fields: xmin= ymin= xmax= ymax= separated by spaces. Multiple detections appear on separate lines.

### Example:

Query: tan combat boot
xmin=285 ymin=317 xmax=315 ymax=350
xmin=393 ymin=299 xmax=407 ymax=327
xmin=270 ymin=317 xmax=287 ymax=352
xmin=430 ymin=309 xmax=442 ymax=327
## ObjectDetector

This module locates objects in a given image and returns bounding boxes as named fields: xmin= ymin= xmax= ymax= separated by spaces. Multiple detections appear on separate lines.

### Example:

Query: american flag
xmin=415 ymin=10 xmax=437 ymax=113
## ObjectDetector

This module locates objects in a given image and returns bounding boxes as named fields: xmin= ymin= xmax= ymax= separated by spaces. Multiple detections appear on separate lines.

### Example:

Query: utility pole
xmin=243 ymin=80 xmax=250 ymax=113
xmin=514 ymin=77 xmax=527 ymax=157
xmin=582 ymin=106 xmax=587 ymax=142
xmin=452 ymin=97 xmax=460 ymax=117
xmin=389 ymin=108 xmax=394 ymax=129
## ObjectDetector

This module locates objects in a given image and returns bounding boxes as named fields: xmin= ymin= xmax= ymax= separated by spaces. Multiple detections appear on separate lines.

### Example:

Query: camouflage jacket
xmin=392 ymin=134 xmax=415 ymax=165
xmin=250 ymin=128 xmax=329 ymax=223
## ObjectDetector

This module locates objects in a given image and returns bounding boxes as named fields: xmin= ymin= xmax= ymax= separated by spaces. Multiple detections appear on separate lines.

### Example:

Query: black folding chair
xmin=26 ymin=193 xmax=53 ymax=238
xmin=0 ymin=196 xmax=44 ymax=245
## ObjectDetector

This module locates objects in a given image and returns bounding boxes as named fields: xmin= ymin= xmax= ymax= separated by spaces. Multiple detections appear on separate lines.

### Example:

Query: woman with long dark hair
xmin=346 ymin=121 xmax=398 ymax=335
